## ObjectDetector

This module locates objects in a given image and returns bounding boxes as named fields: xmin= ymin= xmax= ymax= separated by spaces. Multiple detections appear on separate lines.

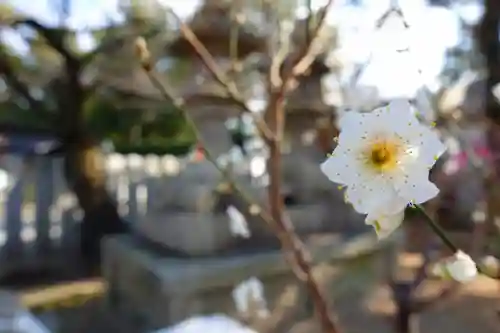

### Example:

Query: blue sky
xmin=3 ymin=0 xmax=482 ymax=98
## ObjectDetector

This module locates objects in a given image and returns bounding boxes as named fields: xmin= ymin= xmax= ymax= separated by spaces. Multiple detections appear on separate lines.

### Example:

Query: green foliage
xmin=1 ymin=46 xmax=194 ymax=156
xmin=84 ymin=95 xmax=195 ymax=155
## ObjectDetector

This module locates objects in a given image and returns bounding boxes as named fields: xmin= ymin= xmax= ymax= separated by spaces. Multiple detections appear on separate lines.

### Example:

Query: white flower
xmin=321 ymin=99 xmax=446 ymax=215
xmin=432 ymin=250 xmax=478 ymax=283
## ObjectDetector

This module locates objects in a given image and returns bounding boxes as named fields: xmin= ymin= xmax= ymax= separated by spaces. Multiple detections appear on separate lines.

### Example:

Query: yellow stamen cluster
xmin=363 ymin=139 xmax=401 ymax=172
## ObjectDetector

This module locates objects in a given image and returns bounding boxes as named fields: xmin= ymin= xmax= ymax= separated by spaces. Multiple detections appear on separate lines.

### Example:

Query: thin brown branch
xmin=142 ymin=67 xmax=341 ymax=333
xmin=261 ymin=1 xmax=339 ymax=332
xmin=290 ymin=0 xmax=334 ymax=78
xmin=161 ymin=2 xmax=339 ymax=331
xmin=7 ymin=15 xmax=86 ymax=126
xmin=262 ymin=0 xmax=284 ymax=89
xmin=165 ymin=9 xmax=275 ymax=143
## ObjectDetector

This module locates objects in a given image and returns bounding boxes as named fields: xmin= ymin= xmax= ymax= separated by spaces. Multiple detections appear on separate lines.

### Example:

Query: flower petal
xmin=371 ymin=100 xmax=445 ymax=167
xmin=321 ymin=144 xmax=362 ymax=185
xmin=337 ymin=112 xmax=373 ymax=150
xmin=337 ymin=111 xmax=366 ymax=132
xmin=392 ymin=164 xmax=440 ymax=204
xmin=405 ymin=126 xmax=446 ymax=168
xmin=370 ymin=99 xmax=417 ymax=134
xmin=365 ymin=209 xmax=405 ymax=240
xmin=344 ymin=175 xmax=406 ymax=215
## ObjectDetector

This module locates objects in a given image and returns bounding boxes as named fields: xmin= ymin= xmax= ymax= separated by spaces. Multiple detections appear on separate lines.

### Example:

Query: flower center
xmin=364 ymin=139 xmax=400 ymax=172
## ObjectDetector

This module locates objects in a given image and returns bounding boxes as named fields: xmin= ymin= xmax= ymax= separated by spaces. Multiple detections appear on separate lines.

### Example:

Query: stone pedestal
xmin=135 ymin=212 xmax=234 ymax=256
xmin=102 ymin=233 xmax=397 ymax=330
xmin=136 ymin=164 xmax=270 ymax=255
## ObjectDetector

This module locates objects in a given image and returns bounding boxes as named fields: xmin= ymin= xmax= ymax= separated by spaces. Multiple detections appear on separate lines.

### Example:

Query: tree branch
xmin=10 ymin=18 xmax=76 ymax=63
xmin=261 ymin=1 xmax=338 ymax=332
xmin=290 ymin=0 xmax=334 ymax=78
xmin=142 ymin=68 xmax=341 ymax=333
xmin=165 ymin=8 xmax=275 ymax=143
xmin=145 ymin=2 xmax=339 ymax=331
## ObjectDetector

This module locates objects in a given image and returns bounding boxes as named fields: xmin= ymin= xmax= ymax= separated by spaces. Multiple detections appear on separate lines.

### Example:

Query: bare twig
xmin=166 ymin=9 xmax=275 ymax=143
xmin=142 ymin=23 xmax=340 ymax=333
xmin=261 ymin=1 xmax=338 ymax=332
xmin=146 ymin=1 xmax=339 ymax=331
xmin=290 ymin=0 xmax=333 ymax=78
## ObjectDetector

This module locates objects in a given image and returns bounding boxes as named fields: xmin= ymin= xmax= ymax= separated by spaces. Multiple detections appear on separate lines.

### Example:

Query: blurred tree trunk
xmin=63 ymin=138 xmax=128 ymax=268
xmin=53 ymin=58 xmax=128 ymax=269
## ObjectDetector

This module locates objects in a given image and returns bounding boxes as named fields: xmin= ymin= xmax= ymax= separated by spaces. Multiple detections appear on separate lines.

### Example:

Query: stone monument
xmin=166 ymin=0 xmax=266 ymax=158
xmin=134 ymin=0 xmax=268 ymax=256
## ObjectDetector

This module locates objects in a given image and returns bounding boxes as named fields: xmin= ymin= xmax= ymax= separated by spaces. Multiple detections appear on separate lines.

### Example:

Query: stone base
xmin=102 ymin=233 xmax=397 ymax=330
xmin=134 ymin=212 xmax=234 ymax=256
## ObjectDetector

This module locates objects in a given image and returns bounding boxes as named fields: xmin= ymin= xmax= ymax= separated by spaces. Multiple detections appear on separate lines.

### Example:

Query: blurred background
xmin=1 ymin=0 xmax=500 ymax=333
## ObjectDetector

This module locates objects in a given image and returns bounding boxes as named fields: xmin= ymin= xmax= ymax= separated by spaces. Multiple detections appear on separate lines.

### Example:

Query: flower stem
xmin=414 ymin=204 xmax=458 ymax=253
xmin=414 ymin=204 xmax=500 ymax=280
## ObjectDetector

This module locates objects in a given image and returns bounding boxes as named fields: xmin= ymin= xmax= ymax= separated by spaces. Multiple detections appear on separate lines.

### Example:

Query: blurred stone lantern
xmin=136 ymin=0 xmax=271 ymax=256
xmin=166 ymin=0 xmax=267 ymax=158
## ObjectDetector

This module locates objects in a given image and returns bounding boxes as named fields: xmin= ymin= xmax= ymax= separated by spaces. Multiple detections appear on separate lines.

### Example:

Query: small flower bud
xmin=134 ymin=36 xmax=151 ymax=71
xmin=431 ymin=250 xmax=477 ymax=283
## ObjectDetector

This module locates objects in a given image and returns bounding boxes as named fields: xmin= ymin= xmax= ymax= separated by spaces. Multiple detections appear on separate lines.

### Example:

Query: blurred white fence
xmin=0 ymin=153 xmax=184 ymax=274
